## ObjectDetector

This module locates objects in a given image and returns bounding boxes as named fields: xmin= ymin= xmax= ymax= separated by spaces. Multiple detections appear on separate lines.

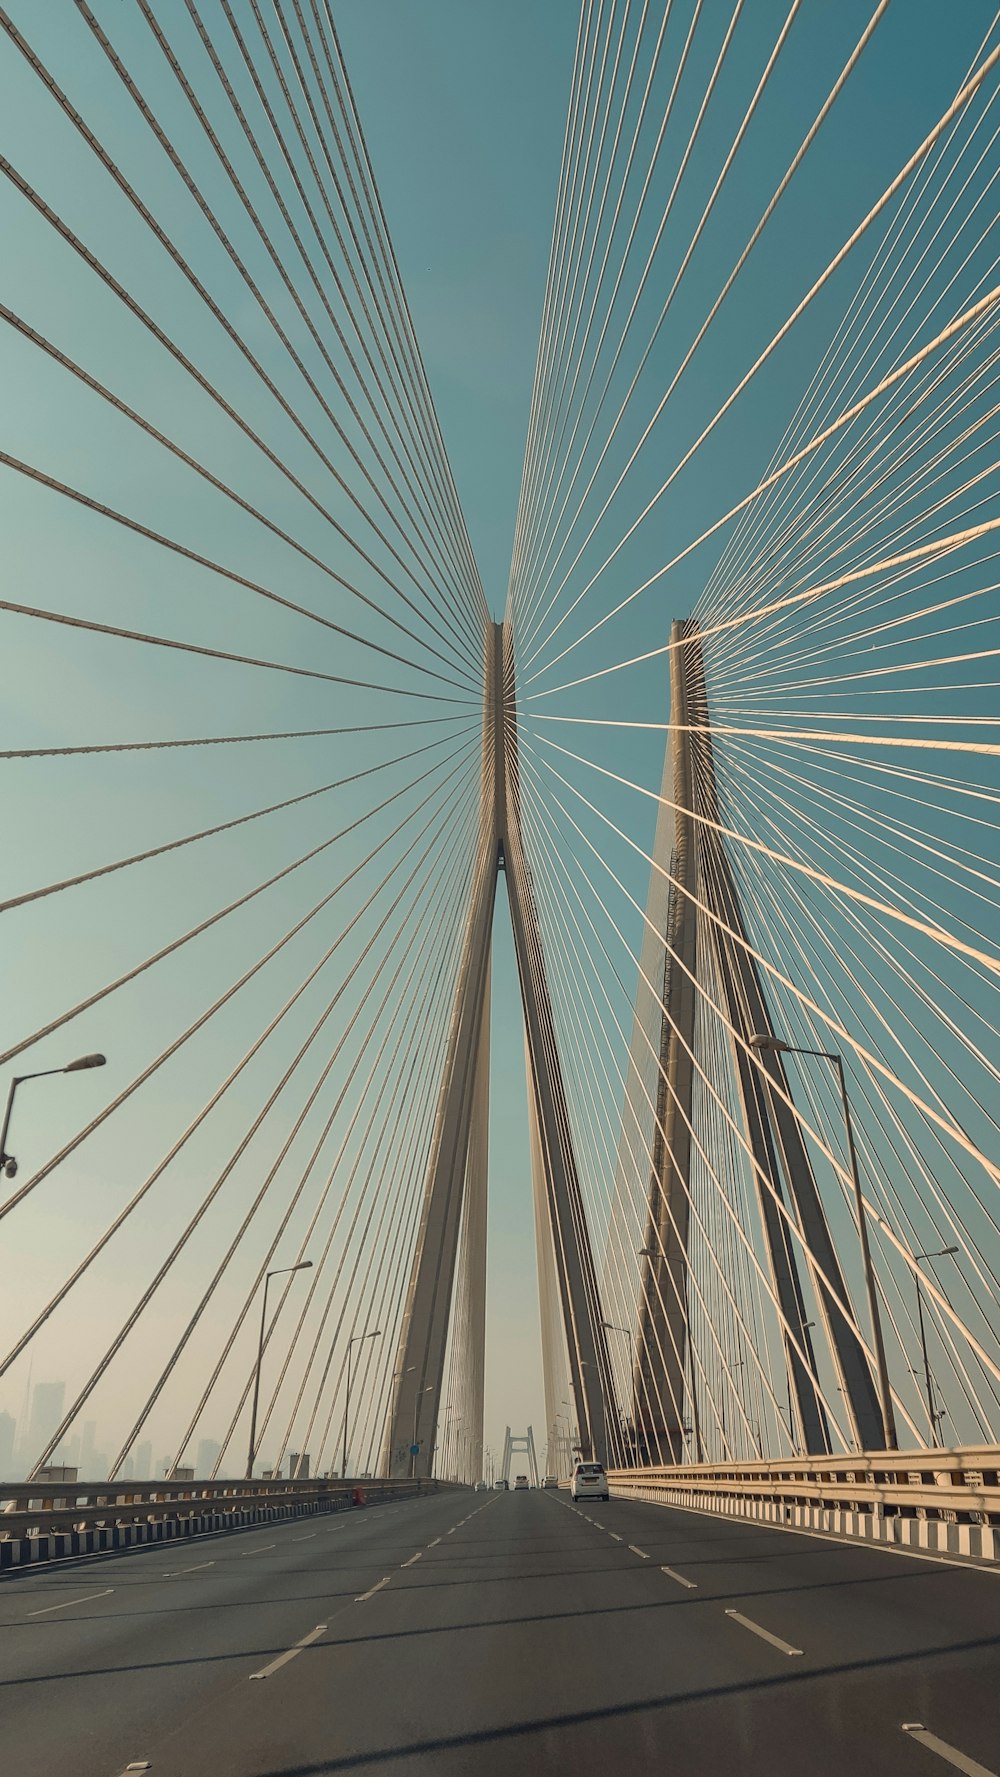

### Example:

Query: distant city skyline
xmin=0 ymin=1378 xmax=330 ymax=1482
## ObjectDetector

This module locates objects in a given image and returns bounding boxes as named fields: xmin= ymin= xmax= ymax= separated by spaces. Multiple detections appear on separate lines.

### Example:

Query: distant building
xmin=0 ymin=1410 xmax=15 ymax=1477
xmin=133 ymin=1441 xmax=152 ymax=1481
xmin=195 ymin=1438 xmax=221 ymax=1477
xmin=26 ymin=1381 xmax=65 ymax=1466
xmin=288 ymin=1452 xmax=310 ymax=1479
xmin=79 ymin=1421 xmax=98 ymax=1475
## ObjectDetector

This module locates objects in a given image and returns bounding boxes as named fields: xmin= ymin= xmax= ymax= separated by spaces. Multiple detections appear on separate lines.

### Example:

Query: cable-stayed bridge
xmin=1 ymin=4 xmax=999 ymax=1772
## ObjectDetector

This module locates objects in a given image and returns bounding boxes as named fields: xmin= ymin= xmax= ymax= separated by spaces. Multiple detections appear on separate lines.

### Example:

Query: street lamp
xmin=246 ymin=1261 xmax=312 ymax=1480
xmin=386 ymin=1364 xmax=415 ymax=1477
xmin=343 ymin=1329 xmax=381 ymax=1479
xmin=1 ymin=1053 xmax=107 ymax=1178
xmin=446 ymin=1409 xmax=462 ymax=1481
xmin=411 ymin=1385 xmax=433 ymax=1480
xmin=914 ymin=1247 xmax=959 ymax=1445
xmin=749 ymin=1034 xmax=898 ymax=1451
xmin=441 ymin=1403 xmax=456 ymax=1479
xmin=785 ymin=1320 xmax=814 ymax=1455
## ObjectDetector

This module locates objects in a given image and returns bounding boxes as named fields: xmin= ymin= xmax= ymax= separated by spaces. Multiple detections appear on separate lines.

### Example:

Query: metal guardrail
xmin=607 ymin=1445 xmax=1000 ymax=1556
xmin=608 ymin=1445 xmax=1000 ymax=1521
xmin=0 ymin=1474 xmax=443 ymax=1542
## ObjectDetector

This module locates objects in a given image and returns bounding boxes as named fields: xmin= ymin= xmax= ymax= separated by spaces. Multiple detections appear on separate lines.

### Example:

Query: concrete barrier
xmin=0 ymin=1478 xmax=444 ymax=1570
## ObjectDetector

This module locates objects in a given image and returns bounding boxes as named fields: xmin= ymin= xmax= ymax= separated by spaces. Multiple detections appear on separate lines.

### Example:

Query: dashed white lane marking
xmin=725 ymin=1608 xmax=802 ymax=1657
xmin=124 ymin=1763 xmax=151 ymax=1772
xmin=28 ymin=1588 xmax=114 ymax=1617
xmin=355 ymin=1576 xmax=391 ymax=1602
xmin=239 ymin=1543 xmax=276 ymax=1557
xmin=250 ymin=1622 xmax=328 ymax=1681
xmin=902 ymin=1725 xmax=997 ymax=1776
xmin=628 ymin=1545 xmax=649 ymax=1559
xmin=401 ymin=1552 xmax=422 ymax=1567
xmin=428 ymin=1536 xmax=442 ymax=1547
xmin=163 ymin=1562 xmax=214 ymax=1577
xmin=661 ymin=1564 xmax=697 ymax=1589
xmin=293 ymin=1532 xmax=317 ymax=1542
xmin=609 ymin=1532 xmax=622 ymax=1541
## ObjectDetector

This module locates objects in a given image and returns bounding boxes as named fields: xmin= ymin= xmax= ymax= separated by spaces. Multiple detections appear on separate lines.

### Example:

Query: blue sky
xmin=1 ymin=0 xmax=997 ymax=1476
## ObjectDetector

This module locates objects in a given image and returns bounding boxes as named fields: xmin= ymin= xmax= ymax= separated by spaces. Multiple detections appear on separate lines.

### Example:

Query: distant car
xmin=495 ymin=1477 xmax=509 ymax=1490
xmin=570 ymin=1461 xmax=608 ymax=1502
xmin=474 ymin=1480 xmax=488 ymax=1491
xmin=514 ymin=1474 xmax=529 ymax=1490
xmin=542 ymin=1475 xmax=558 ymax=1489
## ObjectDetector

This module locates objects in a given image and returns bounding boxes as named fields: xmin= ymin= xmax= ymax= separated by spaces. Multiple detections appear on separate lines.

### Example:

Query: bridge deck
xmin=1 ymin=1487 xmax=996 ymax=1774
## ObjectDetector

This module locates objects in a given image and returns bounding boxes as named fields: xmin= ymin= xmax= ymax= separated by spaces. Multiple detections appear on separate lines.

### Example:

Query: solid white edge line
xmin=725 ymin=1608 xmax=803 ymax=1656
xmin=901 ymin=1724 xmax=998 ymax=1776
xmin=661 ymin=1565 xmax=697 ymax=1588
xmin=249 ymin=1622 xmax=328 ymax=1680
xmin=28 ymin=1587 xmax=114 ymax=1617
xmin=618 ymin=1490 xmax=1000 ymax=1580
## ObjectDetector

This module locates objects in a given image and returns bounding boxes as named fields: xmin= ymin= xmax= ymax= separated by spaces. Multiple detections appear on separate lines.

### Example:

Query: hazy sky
xmin=1 ymin=0 xmax=996 ymax=1480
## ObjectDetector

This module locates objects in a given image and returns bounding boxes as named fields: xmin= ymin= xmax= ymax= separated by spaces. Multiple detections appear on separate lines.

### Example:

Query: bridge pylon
xmin=383 ymin=624 xmax=613 ymax=1478
xmin=631 ymin=620 xmax=885 ymax=1462
xmin=500 ymin=1425 xmax=540 ymax=1487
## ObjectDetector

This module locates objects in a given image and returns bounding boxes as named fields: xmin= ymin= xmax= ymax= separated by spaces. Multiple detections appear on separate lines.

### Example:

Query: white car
xmin=513 ymin=1474 xmax=529 ymax=1490
xmin=570 ymin=1461 xmax=609 ymax=1501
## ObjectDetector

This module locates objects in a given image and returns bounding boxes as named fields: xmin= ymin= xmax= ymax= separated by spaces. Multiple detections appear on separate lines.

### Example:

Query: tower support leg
xmin=384 ymin=837 xmax=496 ymax=1477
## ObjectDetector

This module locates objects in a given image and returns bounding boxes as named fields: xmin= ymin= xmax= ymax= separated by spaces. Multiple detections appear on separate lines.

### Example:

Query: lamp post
xmin=386 ymin=1364 xmax=415 ymax=1476
xmin=343 ymin=1329 xmax=381 ymax=1479
xmin=602 ymin=1320 xmax=633 ymax=1467
xmin=246 ymin=1261 xmax=312 ymax=1480
xmin=637 ymin=1246 xmax=702 ymax=1462
xmin=719 ymin=1356 xmax=746 ymax=1455
xmin=410 ymin=1385 xmax=433 ymax=1479
xmin=1 ymin=1053 xmax=107 ymax=1179
xmin=750 ymin=1034 xmax=898 ymax=1451
xmin=914 ymin=1246 xmax=958 ymax=1445
xmin=785 ymin=1321 xmax=814 ymax=1454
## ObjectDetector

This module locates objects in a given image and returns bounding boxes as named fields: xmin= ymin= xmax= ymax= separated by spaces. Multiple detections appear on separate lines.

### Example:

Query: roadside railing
xmin=607 ymin=1445 xmax=1000 ymax=1563
xmin=0 ymin=1474 xmax=451 ymax=1566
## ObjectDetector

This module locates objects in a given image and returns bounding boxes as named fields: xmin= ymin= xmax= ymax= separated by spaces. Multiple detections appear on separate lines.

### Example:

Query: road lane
xmin=0 ymin=1489 xmax=464 ymax=1777
xmin=140 ymin=1489 xmax=1000 ymax=1776
xmin=3 ymin=1488 xmax=998 ymax=1774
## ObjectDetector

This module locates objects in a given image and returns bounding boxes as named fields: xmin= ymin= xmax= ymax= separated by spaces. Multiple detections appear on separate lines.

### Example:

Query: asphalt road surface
xmin=2 ymin=1486 xmax=999 ymax=1775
